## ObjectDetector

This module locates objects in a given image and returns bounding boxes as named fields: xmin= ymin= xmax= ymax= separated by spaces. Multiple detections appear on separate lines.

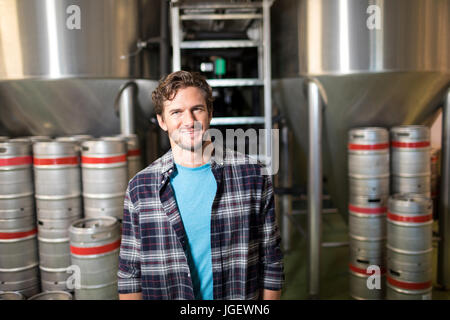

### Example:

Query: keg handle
xmin=367 ymin=198 xmax=381 ymax=203
xmin=352 ymin=134 xmax=365 ymax=139
xmin=91 ymin=232 xmax=112 ymax=240
xmin=81 ymin=146 xmax=90 ymax=152
xmin=0 ymin=147 xmax=6 ymax=153
xmin=356 ymin=259 xmax=370 ymax=265
xmin=389 ymin=269 xmax=401 ymax=277
xmin=396 ymin=132 xmax=410 ymax=137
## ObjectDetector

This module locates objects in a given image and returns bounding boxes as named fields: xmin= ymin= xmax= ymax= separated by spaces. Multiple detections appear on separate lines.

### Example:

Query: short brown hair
xmin=152 ymin=71 xmax=213 ymax=116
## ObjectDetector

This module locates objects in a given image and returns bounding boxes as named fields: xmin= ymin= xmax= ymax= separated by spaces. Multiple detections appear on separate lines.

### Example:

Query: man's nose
xmin=182 ymin=110 xmax=195 ymax=126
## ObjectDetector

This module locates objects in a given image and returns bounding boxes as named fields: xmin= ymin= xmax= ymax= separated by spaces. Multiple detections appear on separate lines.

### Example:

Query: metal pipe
xmin=160 ymin=0 xmax=169 ymax=76
xmin=281 ymin=123 xmax=292 ymax=252
xmin=438 ymin=89 xmax=450 ymax=289
xmin=170 ymin=0 xmax=181 ymax=71
xmin=262 ymin=0 xmax=272 ymax=165
xmin=307 ymin=80 xmax=322 ymax=299
xmin=118 ymin=82 xmax=137 ymax=135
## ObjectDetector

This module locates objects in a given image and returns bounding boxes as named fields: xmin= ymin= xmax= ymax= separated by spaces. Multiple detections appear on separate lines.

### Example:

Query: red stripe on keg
xmin=0 ymin=228 xmax=37 ymax=240
xmin=349 ymin=264 xmax=386 ymax=275
xmin=348 ymin=143 xmax=389 ymax=150
xmin=70 ymin=239 xmax=121 ymax=255
xmin=387 ymin=212 xmax=433 ymax=223
xmin=34 ymin=156 xmax=79 ymax=165
xmin=391 ymin=141 xmax=430 ymax=148
xmin=349 ymin=204 xmax=387 ymax=215
xmin=81 ymin=155 xmax=126 ymax=164
xmin=127 ymin=149 xmax=141 ymax=157
xmin=387 ymin=276 xmax=431 ymax=290
xmin=0 ymin=156 xmax=32 ymax=166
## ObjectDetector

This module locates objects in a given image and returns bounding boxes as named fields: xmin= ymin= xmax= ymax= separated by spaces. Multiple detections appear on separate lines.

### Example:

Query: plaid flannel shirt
xmin=117 ymin=147 xmax=284 ymax=299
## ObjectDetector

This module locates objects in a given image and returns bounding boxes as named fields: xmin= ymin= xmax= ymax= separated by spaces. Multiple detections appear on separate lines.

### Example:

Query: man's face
xmin=156 ymin=86 xmax=212 ymax=152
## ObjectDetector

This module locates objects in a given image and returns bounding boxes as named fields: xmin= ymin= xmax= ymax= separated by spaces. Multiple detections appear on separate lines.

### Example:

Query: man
xmin=118 ymin=70 xmax=284 ymax=300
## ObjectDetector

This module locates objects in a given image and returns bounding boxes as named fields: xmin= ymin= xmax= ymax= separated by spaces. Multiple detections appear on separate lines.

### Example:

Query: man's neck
xmin=171 ymin=141 xmax=213 ymax=168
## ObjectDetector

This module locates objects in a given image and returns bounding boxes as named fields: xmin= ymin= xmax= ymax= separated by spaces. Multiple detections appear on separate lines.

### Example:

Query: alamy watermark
xmin=171 ymin=122 xmax=279 ymax=176
xmin=66 ymin=5 xmax=81 ymax=30
xmin=366 ymin=5 xmax=382 ymax=30
xmin=366 ymin=265 xmax=382 ymax=290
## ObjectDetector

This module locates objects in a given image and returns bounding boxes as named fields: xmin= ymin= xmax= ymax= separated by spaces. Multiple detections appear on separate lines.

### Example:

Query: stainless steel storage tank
xmin=0 ymin=0 xmax=161 ymax=137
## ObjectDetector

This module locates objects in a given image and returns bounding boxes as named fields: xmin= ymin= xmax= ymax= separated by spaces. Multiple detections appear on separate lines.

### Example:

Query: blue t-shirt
xmin=170 ymin=162 xmax=217 ymax=300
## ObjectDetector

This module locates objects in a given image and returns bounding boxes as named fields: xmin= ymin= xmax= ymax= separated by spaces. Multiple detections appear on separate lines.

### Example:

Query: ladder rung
xmin=181 ymin=13 xmax=262 ymax=20
xmin=210 ymin=117 xmax=265 ymax=126
xmin=207 ymin=79 xmax=263 ymax=87
xmin=180 ymin=40 xmax=259 ymax=49
xmin=179 ymin=3 xmax=263 ymax=10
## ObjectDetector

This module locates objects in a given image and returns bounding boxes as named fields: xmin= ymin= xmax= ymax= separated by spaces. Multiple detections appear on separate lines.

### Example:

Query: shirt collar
xmin=160 ymin=145 xmax=224 ymax=176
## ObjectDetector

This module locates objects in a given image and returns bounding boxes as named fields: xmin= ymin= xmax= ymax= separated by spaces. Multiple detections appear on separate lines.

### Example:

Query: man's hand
xmin=119 ymin=292 xmax=143 ymax=300
xmin=261 ymin=289 xmax=281 ymax=300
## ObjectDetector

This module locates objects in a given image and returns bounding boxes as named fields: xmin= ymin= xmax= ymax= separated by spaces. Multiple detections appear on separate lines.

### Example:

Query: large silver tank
xmin=271 ymin=0 xmax=450 ymax=221
xmin=0 ymin=0 xmax=160 ymax=137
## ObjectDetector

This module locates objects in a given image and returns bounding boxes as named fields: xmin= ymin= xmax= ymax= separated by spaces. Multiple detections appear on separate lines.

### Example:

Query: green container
xmin=214 ymin=58 xmax=226 ymax=76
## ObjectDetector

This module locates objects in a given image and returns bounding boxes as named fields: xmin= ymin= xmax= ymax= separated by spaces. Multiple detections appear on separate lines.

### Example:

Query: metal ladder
xmin=170 ymin=0 xmax=275 ymax=166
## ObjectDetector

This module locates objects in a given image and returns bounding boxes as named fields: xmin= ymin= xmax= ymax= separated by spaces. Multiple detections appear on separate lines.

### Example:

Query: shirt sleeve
xmin=117 ymin=185 xmax=142 ymax=294
xmin=259 ymin=173 xmax=285 ymax=291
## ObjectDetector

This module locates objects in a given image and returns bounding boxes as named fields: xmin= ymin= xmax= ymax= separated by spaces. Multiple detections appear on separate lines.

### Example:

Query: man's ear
xmin=156 ymin=114 xmax=168 ymax=132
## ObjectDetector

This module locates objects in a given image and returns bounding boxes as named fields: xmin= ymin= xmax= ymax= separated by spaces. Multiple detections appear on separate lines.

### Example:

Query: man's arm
xmin=118 ymin=186 xmax=143 ymax=298
xmin=259 ymin=173 xmax=285 ymax=299
xmin=119 ymin=292 xmax=143 ymax=300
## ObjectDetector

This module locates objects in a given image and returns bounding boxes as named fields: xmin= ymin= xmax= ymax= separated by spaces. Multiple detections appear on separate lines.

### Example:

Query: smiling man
xmin=118 ymin=71 xmax=284 ymax=300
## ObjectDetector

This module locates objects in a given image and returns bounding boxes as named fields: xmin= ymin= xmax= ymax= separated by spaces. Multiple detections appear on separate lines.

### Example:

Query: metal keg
xmin=349 ymin=263 xmax=386 ymax=300
xmin=0 ymin=266 xmax=40 ymax=298
xmin=29 ymin=291 xmax=73 ymax=300
xmin=387 ymin=248 xmax=432 ymax=284
xmin=349 ymin=196 xmax=387 ymax=241
xmin=37 ymin=196 xmax=82 ymax=292
xmin=386 ymin=282 xmax=432 ymax=300
xmin=81 ymin=139 xmax=127 ymax=220
xmin=0 ymin=208 xmax=38 ymax=271
xmin=349 ymin=176 xmax=389 ymax=197
xmin=392 ymin=175 xmax=431 ymax=196
xmin=0 ymin=291 xmax=25 ymax=300
xmin=0 ymin=140 xmax=33 ymax=199
xmin=348 ymin=127 xmax=390 ymax=179
xmin=33 ymin=141 xmax=81 ymax=199
xmin=391 ymin=126 xmax=430 ymax=177
xmin=349 ymin=237 xmax=386 ymax=268
xmin=38 ymin=213 xmax=81 ymax=268
xmin=387 ymin=194 xmax=433 ymax=253
xmin=69 ymin=217 xmax=120 ymax=300
xmin=116 ymin=134 xmax=143 ymax=180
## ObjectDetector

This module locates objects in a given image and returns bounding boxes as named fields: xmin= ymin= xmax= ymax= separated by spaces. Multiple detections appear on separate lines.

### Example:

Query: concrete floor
xmin=280 ymin=210 xmax=450 ymax=300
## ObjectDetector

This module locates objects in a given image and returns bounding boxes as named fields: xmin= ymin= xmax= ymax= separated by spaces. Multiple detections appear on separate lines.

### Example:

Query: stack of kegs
xmin=390 ymin=126 xmax=431 ymax=196
xmin=0 ymin=139 xmax=40 ymax=298
xmin=33 ymin=141 xmax=83 ymax=292
xmin=386 ymin=194 xmax=433 ymax=299
xmin=69 ymin=216 xmax=121 ymax=300
xmin=347 ymin=127 xmax=389 ymax=299
xmin=430 ymin=148 xmax=440 ymax=220
xmin=81 ymin=138 xmax=128 ymax=222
